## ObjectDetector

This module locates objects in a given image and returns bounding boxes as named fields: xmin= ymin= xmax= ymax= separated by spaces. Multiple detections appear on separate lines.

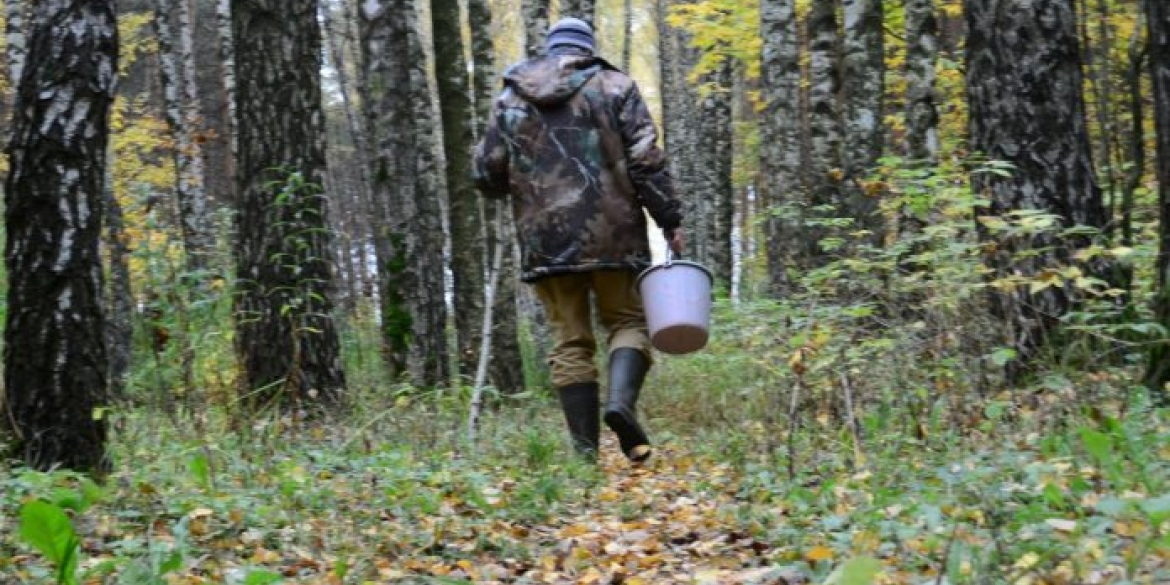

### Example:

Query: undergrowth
xmin=1 ymin=292 xmax=1166 ymax=583
xmin=2 ymin=160 xmax=1168 ymax=583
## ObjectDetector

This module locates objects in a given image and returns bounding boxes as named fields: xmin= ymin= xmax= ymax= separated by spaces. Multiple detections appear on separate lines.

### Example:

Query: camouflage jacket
xmin=473 ymin=51 xmax=682 ymax=282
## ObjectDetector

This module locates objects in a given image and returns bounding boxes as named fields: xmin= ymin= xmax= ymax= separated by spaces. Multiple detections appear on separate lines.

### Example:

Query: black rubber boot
xmin=604 ymin=348 xmax=652 ymax=462
xmin=556 ymin=382 xmax=600 ymax=458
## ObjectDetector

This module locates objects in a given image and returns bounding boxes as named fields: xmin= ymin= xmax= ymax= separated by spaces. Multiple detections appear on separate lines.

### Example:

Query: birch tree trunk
xmin=470 ymin=0 xmax=526 ymax=393
xmin=966 ymin=0 xmax=1108 ymax=377
xmin=842 ymin=0 xmax=884 ymax=242
xmin=904 ymin=0 xmax=939 ymax=163
xmin=216 ymin=0 xmax=236 ymax=179
xmin=841 ymin=0 xmax=884 ymax=242
xmin=3 ymin=0 xmax=29 ymax=133
xmin=523 ymin=0 xmax=550 ymax=57
xmin=5 ymin=0 xmax=28 ymax=82
xmin=560 ymin=0 xmax=595 ymax=26
xmin=622 ymin=0 xmax=632 ymax=71
xmin=194 ymin=0 xmax=235 ymax=211
xmin=659 ymin=0 xmax=703 ymax=263
xmin=1144 ymin=0 xmax=1170 ymax=398
xmin=233 ymin=0 xmax=346 ymax=405
xmin=361 ymin=0 xmax=449 ymax=387
xmin=433 ymin=0 xmax=487 ymax=384
xmin=105 ymin=179 xmax=133 ymax=402
xmin=321 ymin=0 xmax=372 ymax=200
xmin=2 ymin=0 xmax=116 ymax=472
xmin=408 ymin=1 xmax=450 ymax=387
xmin=699 ymin=63 xmax=735 ymax=286
xmin=760 ymin=0 xmax=802 ymax=295
xmin=156 ymin=0 xmax=214 ymax=276
xmin=804 ymin=0 xmax=841 ymax=266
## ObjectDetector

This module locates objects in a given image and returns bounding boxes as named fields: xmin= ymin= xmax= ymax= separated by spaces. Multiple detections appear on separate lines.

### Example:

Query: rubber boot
xmin=556 ymin=382 xmax=600 ymax=458
xmin=604 ymin=348 xmax=652 ymax=462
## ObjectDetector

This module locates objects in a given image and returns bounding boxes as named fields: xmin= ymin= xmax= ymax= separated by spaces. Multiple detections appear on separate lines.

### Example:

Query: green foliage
xmin=19 ymin=501 xmax=80 ymax=585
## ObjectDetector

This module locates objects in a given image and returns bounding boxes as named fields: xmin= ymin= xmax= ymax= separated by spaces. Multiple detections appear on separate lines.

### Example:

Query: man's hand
xmin=667 ymin=228 xmax=685 ymax=256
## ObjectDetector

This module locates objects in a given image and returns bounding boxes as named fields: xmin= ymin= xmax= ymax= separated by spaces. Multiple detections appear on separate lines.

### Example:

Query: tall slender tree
xmin=1144 ymin=0 xmax=1170 ymax=399
xmin=433 ymin=0 xmax=488 ymax=383
xmin=3 ymin=0 xmax=118 ymax=471
xmin=760 ymin=0 xmax=802 ymax=295
xmin=104 ymin=179 xmax=133 ymax=401
xmin=841 ymin=0 xmax=884 ymax=241
xmin=804 ymin=0 xmax=842 ymax=266
xmin=966 ymin=0 xmax=1108 ymax=375
xmin=470 ymin=0 xmax=526 ymax=393
xmin=194 ymin=0 xmax=236 ymax=210
xmin=904 ymin=0 xmax=939 ymax=164
xmin=233 ymin=0 xmax=346 ymax=405
xmin=659 ymin=0 xmax=703 ymax=262
xmin=360 ymin=0 xmax=449 ymax=387
xmin=699 ymin=62 xmax=735 ymax=285
xmin=156 ymin=0 xmax=214 ymax=275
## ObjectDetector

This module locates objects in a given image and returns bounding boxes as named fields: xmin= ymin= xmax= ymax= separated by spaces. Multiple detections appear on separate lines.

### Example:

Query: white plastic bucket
xmin=637 ymin=257 xmax=713 ymax=355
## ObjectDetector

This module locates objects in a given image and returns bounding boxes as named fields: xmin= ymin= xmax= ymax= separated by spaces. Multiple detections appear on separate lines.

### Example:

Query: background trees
xmin=0 ymin=0 xmax=1166 ymax=474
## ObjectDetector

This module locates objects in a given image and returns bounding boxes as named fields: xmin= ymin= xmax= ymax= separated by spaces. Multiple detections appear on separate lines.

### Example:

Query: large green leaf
xmin=19 ymin=500 xmax=80 ymax=585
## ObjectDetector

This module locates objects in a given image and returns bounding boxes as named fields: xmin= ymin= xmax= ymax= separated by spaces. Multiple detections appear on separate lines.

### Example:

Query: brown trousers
xmin=533 ymin=270 xmax=652 ymax=387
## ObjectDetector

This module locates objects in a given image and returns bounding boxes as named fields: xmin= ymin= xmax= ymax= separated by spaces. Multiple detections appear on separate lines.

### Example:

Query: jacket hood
xmin=504 ymin=53 xmax=612 ymax=106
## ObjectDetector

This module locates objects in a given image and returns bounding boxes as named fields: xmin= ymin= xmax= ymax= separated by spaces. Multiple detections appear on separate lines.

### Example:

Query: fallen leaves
xmin=2 ymin=412 xmax=1167 ymax=584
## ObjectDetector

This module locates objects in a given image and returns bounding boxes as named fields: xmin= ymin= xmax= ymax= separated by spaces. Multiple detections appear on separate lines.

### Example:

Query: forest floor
xmin=1 ymin=394 xmax=1168 ymax=584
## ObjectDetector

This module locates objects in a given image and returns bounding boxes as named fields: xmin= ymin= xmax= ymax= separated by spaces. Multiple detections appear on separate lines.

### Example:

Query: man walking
xmin=473 ymin=17 xmax=685 ymax=463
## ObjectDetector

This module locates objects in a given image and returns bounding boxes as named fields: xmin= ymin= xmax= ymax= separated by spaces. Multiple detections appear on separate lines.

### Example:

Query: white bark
xmin=217 ymin=0 xmax=236 ymax=160
xmin=841 ymin=0 xmax=884 ymax=239
xmin=904 ymin=0 xmax=940 ymax=163
xmin=157 ymin=0 xmax=214 ymax=273
xmin=6 ymin=0 xmax=28 ymax=85
xmin=467 ymin=204 xmax=506 ymax=444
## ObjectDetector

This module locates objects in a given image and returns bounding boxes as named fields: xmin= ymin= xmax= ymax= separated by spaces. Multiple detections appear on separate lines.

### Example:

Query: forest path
xmin=381 ymin=438 xmax=793 ymax=584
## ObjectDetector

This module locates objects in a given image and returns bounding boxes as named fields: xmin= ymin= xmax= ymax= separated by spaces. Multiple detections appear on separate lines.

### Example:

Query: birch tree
xmin=433 ymin=0 xmax=488 ymax=383
xmin=3 ymin=0 xmax=118 ymax=471
xmin=470 ymin=0 xmax=526 ymax=393
xmin=3 ymin=0 xmax=29 ymax=129
xmin=904 ymin=0 xmax=939 ymax=163
xmin=659 ymin=0 xmax=702 ymax=261
xmin=699 ymin=63 xmax=735 ymax=285
xmin=760 ymin=0 xmax=802 ymax=295
xmin=966 ymin=0 xmax=1109 ymax=375
xmin=156 ymin=0 xmax=215 ymax=275
xmin=841 ymin=0 xmax=884 ymax=241
xmin=361 ymin=0 xmax=449 ymax=387
xmin=804 ymin=0 xmax=842 ymax=266
xmin=233 ymin=0 xmax=347 ymax=405
xmin=194 ymin=0 xmax=236 ymax=209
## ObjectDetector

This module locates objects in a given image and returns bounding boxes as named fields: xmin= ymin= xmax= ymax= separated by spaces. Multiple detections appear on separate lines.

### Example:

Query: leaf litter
xmin=1 ymin=411 xmax=1167 ymax=584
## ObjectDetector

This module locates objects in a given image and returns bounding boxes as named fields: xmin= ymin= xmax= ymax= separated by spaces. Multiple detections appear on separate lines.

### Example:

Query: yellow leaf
xmin=805 ymin=545 xmax=834 ymax=562
xmin=1013 ymin=552 xmax=1040 ymax=569
xmin=598 ymin=488 xmax=621 ymax=503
